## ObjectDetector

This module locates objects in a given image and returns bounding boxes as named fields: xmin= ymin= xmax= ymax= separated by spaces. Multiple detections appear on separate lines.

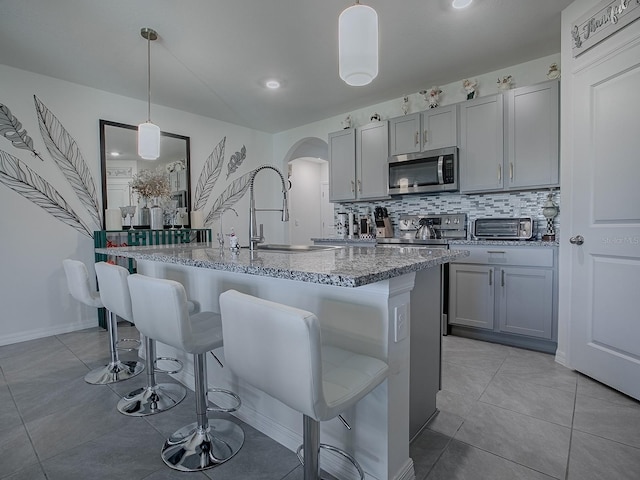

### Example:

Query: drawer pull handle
xmin=487 ymin=250 xmax=506 ymax=254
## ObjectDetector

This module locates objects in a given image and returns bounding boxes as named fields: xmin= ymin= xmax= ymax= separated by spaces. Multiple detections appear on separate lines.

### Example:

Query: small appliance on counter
xmin=473 ymin=217 xmax=534 ymax=240
xmin=374 ymin=207 xmax=394 ymax=238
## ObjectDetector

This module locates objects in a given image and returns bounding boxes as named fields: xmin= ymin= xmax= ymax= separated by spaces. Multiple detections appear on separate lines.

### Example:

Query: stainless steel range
xmin=377 ymin=213 xmax=467 ymax=340
xmin=377 ymin=213 xmax=467 ymax=246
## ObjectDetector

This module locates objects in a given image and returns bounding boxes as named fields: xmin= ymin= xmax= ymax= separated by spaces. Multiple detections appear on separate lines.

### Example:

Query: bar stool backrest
xmin=219 ymin=290 xmax=324 ymax=420
xmin=127 ymin=274 xmax=197 ymax=354
xmin=94 ymin=262 xmax=133 ymax=322
xmin=63 ymin=259 xmax=103 ymax=308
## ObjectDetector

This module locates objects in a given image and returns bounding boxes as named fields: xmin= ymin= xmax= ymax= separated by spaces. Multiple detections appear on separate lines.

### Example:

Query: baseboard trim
xmin=0 ymin=319 xmax=97 ymax=346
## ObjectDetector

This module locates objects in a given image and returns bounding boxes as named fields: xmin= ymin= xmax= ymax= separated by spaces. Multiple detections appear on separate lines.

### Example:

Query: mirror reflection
xmin=99 ymin=120 xmax=191 ymax=229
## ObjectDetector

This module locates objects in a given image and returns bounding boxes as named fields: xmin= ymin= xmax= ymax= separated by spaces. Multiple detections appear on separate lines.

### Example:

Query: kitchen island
xmin=95 ymin=242 xmax=468 ymax=480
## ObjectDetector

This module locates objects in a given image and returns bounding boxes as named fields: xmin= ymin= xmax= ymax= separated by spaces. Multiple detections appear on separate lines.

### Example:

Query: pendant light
xmin=338 ymin=1 xmax=378 ymax=86
xmin=138 ymin=27 xmax=160 ymax=160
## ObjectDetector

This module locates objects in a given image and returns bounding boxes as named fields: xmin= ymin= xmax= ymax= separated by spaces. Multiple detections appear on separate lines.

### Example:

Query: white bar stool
xmin=63 ymin=259 xmax=144 ymax=385
xmin=127 ymin=274 xmax=244 ymax=472
xmin=94 ymin=262 xmax=186 ymax=412
xmin=219 ymin=290 xmax=389 ymax=480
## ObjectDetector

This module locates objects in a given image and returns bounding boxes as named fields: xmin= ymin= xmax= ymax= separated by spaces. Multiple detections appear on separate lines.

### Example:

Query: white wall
xmin=0 ymin=64 xmax=274 ymax=345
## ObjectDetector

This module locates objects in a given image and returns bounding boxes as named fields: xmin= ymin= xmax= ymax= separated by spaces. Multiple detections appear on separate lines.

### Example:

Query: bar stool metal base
xmin=84 ymin=360 xmax=144 ymax=385
xmin=117 ymin=383 xmax=187 ymax=416
xmin=161 ymin=419 xmax=245 ymax=472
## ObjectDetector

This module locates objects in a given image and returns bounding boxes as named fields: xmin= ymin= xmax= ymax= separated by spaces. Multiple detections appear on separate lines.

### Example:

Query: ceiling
xmin=0 ymin=0 xmax=572 ymax=134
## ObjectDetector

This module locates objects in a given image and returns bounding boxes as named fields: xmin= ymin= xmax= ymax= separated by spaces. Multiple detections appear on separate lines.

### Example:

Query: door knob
xmin=569 ymin=235 xmax=584 ymax=245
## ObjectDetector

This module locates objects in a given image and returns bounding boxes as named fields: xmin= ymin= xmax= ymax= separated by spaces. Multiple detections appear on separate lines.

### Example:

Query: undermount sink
xmin=253 ymin=244 xmax=342 ymax=253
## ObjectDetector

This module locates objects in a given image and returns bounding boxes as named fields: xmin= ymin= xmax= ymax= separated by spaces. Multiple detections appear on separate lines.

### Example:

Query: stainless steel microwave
xmin=388 ymin=146 xmax=458 ymax=195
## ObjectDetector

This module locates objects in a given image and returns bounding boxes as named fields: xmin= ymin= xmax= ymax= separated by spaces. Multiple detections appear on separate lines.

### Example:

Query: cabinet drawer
xmin=452 ymin=246 xmax=554 ymax=267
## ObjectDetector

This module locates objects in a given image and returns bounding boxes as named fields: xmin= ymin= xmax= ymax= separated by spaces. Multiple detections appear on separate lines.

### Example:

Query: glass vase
xmin=149 ymin=198 xmax=164 ymax=230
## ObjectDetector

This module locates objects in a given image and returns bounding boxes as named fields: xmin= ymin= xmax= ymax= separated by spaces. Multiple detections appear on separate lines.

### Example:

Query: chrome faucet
xmin=217 ymin=207 xmax=238 ymax=248
xmin=249 ymin=165 xmax=289 ymax=251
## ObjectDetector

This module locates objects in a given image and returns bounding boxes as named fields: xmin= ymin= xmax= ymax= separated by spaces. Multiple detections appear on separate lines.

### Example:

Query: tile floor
xmin=1 ymin=326 xmax=639 ymax=480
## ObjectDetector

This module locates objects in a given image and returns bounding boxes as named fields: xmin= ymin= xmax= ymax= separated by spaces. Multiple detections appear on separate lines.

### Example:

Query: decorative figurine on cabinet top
xmin=497 ymin=75 xmax=513 ymax=90
xmin=462 ymin=79 xmax=478 ymax=99
xmin=547 ymin=63 xmax=561 ymax=80
xmin=401 ymin=95 xmax=410 ymax=115
xmin=421 ymin=87 xmax=442 ymax=108
xmin=370 ymin=112 xmax=381 ymax=122
xmin=341 ymin=114 xmax=352 ymax=129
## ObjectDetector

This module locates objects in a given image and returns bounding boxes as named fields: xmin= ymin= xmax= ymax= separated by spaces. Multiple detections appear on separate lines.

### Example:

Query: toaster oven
xmin=473 ymin=217 xmax=534 ymax=240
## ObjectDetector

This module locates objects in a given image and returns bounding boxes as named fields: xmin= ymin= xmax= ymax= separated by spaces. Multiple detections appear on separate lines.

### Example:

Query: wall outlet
xmin=394 ymin=304 xmax=408 ymax=342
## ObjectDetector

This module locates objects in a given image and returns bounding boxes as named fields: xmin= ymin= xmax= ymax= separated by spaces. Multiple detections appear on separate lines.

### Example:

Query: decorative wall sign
xmin=572 ymin=0 xmax=640 ymax=57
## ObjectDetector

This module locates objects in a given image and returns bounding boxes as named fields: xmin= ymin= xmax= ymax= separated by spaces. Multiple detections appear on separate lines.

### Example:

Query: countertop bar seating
xmin=96 ymin=241 xmax=468 ymax=479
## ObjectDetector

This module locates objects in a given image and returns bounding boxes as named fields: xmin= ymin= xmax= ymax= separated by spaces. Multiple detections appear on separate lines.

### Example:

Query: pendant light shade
xmin=138 ymin=122 xmax=160 ymax=160
xmin=138 ymin=27 xmax=160 ymax=160
xmin=339 ymin=1 xmax=378 ymax=86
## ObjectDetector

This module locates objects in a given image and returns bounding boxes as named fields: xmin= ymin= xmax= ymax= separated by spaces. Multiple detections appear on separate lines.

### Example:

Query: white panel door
xmin=569 ymin=36 xmax=640 ymax=400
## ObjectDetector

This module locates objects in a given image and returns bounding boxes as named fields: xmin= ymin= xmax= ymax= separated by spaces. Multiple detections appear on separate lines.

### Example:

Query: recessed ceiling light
xmin=110 ymin=151 xmax=120 ymax=157
xmin=265 ymin=80 xmax=281 ymax=89
xmin=452 ymin=0 xmax=473 ymax=9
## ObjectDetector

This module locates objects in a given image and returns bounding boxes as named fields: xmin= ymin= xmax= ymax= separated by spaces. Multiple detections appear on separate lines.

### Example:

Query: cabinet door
xmin=357 ymin=121 xmax=389 ymax=200
xmin=506 ymin=80 xmax=559 ymax=189
xmin=449 ymin=264 xmax=495 ymax=330
xmin=459 ymin=94 xmax=504 ymax=193
xmin=328 ymin=129 xmax=356 ymax=202
xmin=422 ymin=105 xmax=457 ymax=151
xmin=498 ymin=267 xmax=553 ymax=339
xmin=389 ymin=113 xmax=421 ymax=155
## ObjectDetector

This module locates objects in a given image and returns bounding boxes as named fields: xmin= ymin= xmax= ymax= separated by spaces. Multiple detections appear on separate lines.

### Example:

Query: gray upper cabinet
xmin=422 ymin=106 xmax=458 ymax=151
xmin=460 ymin=80 xmax=560 ymax=194
xmin=356 ymin=121 xmax=389 ymax=200
xmin=328 ymin=128 xmax=356 ymax=202
xmin=389 ymin=113 xmax=421 ymax=155
xmin=505 ymin=80 xmax=559 ymax=190
xmin=389 ymin=105 xmax=458 ymax=155
xmin=459 ymin=93 xmax=504 ymax=193
xmin=329 ymin=122 xmax=389 ymax=202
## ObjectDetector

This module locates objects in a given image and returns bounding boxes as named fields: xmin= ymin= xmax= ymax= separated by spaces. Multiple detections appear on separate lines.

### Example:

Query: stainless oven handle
xmin=437 ymin=155 xmax=444 ymax=184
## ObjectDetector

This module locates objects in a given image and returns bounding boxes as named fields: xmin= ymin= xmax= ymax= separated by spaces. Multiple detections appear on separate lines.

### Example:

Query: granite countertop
xmin=448 ymin=239 xmax=559 ymax=247
xmin=96 ymin=242 xmax=469 ymax=288
xmin=312 ymin=237 xmax=559 ymax=247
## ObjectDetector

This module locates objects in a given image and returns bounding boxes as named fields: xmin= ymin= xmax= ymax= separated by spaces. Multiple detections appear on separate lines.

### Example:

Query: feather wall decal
xmin=193 ymin=137 xmax=226 ymax=212
xmin=204 ymin=168 xmax=256 ymax=227
xmin=33 ymin=96 xmax=102 ymax=228
xmin=0 ymin=149 xmax=92 ymax=238
xmin=0 ymin=103 xmax=44 ymax=161
xmin=226 ymin=145 xmax=246 ymax=178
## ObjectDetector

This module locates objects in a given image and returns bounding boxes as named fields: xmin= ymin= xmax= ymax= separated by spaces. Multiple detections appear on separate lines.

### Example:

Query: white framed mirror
xmin=99 ymin=120 xmax=191 ymax=229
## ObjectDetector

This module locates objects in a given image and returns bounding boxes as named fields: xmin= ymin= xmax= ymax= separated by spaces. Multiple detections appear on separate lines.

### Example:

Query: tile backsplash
xmin=335 ymin=189 xmax=560 ymax=240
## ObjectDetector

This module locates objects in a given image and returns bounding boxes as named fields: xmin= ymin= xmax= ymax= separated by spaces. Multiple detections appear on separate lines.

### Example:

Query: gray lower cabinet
xmin=448 ymin=245 xmax=557 ymax=352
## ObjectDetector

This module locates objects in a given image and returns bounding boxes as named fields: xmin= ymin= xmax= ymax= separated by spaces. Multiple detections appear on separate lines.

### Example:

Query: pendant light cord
xmin=147 ymin=32 xmax=151 ymax=123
